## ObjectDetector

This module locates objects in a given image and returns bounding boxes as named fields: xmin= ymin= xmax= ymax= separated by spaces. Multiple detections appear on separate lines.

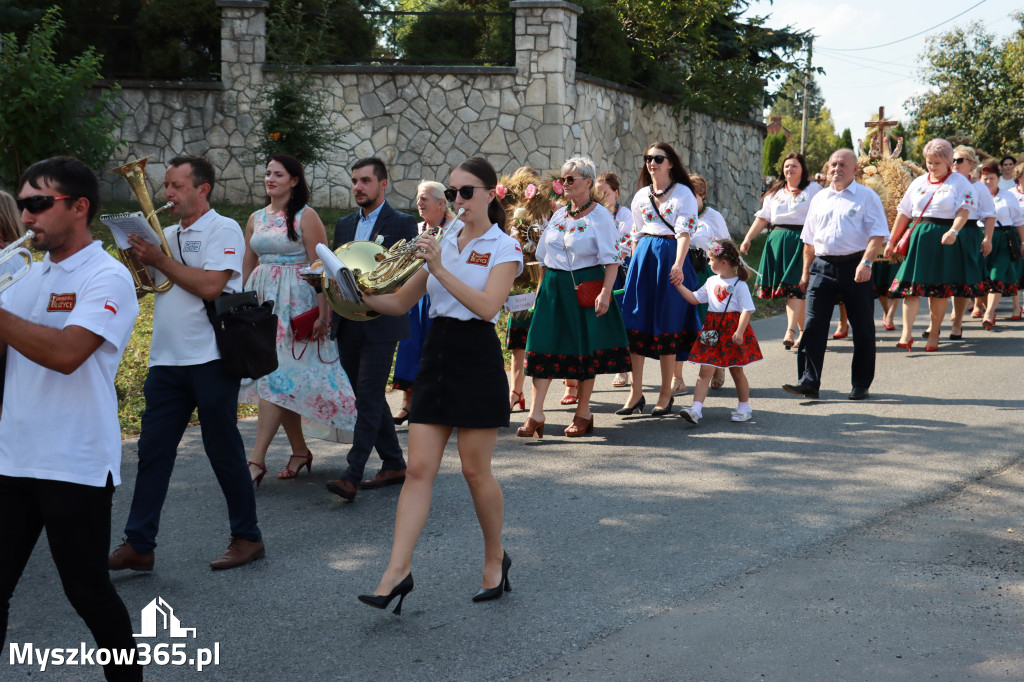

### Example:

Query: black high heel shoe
xmin=472 ymin=551 xmax=511 ymax=602
xmin=358 ymin=573 xmax=414 ymax=615
xmin=651 ymin=397 xmax=675 ymax=416
xmin=614 ymin=396 xmax=645 ymax=416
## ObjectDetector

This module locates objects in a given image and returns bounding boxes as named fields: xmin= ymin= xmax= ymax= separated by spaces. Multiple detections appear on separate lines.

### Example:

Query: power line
xmin=818 ymin=51 xmax=917 ymax=79
xmin=817 ymin=47 xmax=919 ymax=69
xmin=824 ymin=0 xmax=988 ymax=52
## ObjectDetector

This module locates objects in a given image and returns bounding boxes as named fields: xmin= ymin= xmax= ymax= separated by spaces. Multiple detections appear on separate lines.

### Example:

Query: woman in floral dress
xmin=239 ymin=154 xmax=357 ymax=485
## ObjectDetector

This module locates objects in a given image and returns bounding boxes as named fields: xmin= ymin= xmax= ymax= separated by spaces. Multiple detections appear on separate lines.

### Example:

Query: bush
xmin=762 ymin=133 xmax=785 ymax=177
xmin=0 ymin=7 xmax=122 ymax=189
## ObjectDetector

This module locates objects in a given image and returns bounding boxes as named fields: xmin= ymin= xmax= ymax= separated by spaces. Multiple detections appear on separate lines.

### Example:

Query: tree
xmin=906 ymin=15 xmax=1024 ymax=157
xmin=839 ymin=128 xmax=854 ymax=150
xmin=0 ymin=8 xmax=121 ymax=189
xmin=778 ymin=107 xmax=839 ymax=175
xmin=763 ymin=132 xmax=786 ymax=177
xmin=770 ymin=70 xmax=825 ymax=121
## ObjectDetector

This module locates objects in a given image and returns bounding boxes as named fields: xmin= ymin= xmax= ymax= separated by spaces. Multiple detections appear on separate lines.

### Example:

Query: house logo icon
xmin=133 ymin=597 xmax=197 ymax=639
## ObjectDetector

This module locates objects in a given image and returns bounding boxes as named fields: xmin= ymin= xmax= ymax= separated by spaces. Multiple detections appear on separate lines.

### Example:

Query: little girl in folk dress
xmin=670 ymin=239 xmax=762 ymax=424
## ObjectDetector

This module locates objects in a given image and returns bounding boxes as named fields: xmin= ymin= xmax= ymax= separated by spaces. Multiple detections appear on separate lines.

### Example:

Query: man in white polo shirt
xmin=109 ymin=155 xmax=264 ymax=572
xmin=0 ymin=156 xmax=141 ymax=680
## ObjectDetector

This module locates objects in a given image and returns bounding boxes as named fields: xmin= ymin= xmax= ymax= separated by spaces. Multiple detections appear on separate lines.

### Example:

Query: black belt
xmin=770 ymin=223 xmax=802 ymax=232
xmin=818 ymin=250 xmax=865 ymax=264
xmin=642 ymin=233 xmax=675 ymax=240
xmin=918 ymin=217 xmax=955 ymax=227
xmin=995 ymin=224 xmax=1016 ymax=232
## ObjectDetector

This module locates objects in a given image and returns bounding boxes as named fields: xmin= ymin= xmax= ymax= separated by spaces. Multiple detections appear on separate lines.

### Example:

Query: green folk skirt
xmin=756 ymin=227 xmax=805 ymax=299
xmin=985 ymin=227 xmax=1022 ymax=295
xmin=524 ymin=266 xmax=631 ymax=380
xmin=889 ymin=220 xmax=986 ymax=298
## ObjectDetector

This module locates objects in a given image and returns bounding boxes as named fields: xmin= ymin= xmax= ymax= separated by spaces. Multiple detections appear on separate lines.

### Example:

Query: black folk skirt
xmin=410 ymin=316 xmax=509 ymax=429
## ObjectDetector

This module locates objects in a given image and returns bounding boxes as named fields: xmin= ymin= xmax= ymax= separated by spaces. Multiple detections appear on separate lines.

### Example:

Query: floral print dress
xmin=238 ymin=206 xmax=357 ymax=439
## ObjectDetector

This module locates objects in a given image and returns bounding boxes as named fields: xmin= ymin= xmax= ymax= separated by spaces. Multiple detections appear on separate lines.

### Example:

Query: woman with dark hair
xmin=740 ymin=152 xmax=822 ymax=350
xmin=617 ymin=142 xmax=703 ymax=417
xmin=239 ymin=154 xmax=357 ymax=485
xmin=978 ymin=162 xmax=1024 ymax=328
xmin=356 ymin=156 xmax=522 ymax=613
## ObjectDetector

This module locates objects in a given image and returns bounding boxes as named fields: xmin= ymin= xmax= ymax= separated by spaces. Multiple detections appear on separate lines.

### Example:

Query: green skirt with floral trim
xmin=889 ymin=220 xmax=987 ymax=298
xmin=756 ymin=227 xmax=805 ymax=299
xmin=524 ymin=266 xmax=631 ymax=380
xmin=985 ymin=227 xmax=1022 ymax=295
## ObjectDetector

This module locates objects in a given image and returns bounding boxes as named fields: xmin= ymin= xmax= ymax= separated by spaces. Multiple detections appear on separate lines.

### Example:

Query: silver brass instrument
xmin=323 ymin=208 xmax=464 ymax=321
xmin=107 ymin=157 xmax=176 ymax=295
xmin=0 ymin=230 xmax=35 ymax=292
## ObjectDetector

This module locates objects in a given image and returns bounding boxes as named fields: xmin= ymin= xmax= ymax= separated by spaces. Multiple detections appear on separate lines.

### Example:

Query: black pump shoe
xmin=473 ymin=551 xmax=511 ymax=602
xmin=650 ymin=397 xmax=674 ymax=416
xmin=614 ymin=396 xmax=645 ymax=416
xmin=359 ymin=573 xmax=414 ymax=615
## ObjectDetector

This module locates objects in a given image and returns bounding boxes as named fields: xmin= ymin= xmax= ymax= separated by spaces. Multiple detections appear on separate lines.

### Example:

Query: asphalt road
xmin=4 ymin=301 xmax=1023 ymax=681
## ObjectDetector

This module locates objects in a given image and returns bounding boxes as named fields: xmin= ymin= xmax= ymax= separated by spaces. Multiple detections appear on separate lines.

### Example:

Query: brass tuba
xmin=323 ymin=209 xmax=463 ymax=321
xmin=107 ymin=157 xmax=175 ymax=295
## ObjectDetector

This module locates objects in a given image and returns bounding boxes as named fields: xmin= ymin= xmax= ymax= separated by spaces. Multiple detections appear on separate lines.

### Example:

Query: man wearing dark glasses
xmin=0 ymin=156 xmax=142 ymax=680
xmin=326 ymin=157 xmax=417 ymax=501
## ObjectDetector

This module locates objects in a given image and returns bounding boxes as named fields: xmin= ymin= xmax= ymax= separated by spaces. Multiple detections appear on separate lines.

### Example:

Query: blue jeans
xmin=124 ymin=361 xmax=261 ymax=553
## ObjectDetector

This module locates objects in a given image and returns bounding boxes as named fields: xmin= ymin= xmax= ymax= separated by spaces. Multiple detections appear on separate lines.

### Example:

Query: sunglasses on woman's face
xmin=16 ymin=194 xmax=78 ymax=214
xmin=444 ymin=186 xmax=490 ymax=202
xmin=953 ymin=158 xmax=967 ymax=165
xmin=644 ymin=154 xmax=667 ymax=165
xmin=559 ymin=176 xmax=583 ymax=186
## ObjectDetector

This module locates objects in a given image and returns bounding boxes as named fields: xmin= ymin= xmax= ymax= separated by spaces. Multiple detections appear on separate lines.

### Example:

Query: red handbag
xmin=573 ymin=279 xmax=603 ymax=307
xmin=290 ymin=306 xmax=319 ymax=342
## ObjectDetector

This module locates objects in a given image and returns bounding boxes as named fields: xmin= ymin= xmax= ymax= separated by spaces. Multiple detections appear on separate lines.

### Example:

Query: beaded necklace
xmin=650 ymin=181 xmax=675 ymax=198
xmin=567 ymin=199 xmax=594 ymax=217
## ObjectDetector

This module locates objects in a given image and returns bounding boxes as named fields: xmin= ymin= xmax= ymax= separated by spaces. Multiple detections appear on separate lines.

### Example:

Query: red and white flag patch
xmin=224 ymin=247 xmax=236 ymax=255
xmin=467 ymin=251 xmax=491 ymax=266
xmin=104 ymin=299 xmax=119 ymax=314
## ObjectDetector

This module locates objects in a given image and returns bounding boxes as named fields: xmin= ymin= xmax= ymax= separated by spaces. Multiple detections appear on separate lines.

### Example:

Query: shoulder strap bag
xmin=894 ymin=180 xmax=945 ymax=257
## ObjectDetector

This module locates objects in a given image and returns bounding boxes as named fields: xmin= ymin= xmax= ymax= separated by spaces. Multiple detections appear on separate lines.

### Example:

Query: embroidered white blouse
xmin=691 ymin=207 xmax=731 ymax=251
xmin=536 ymin=204 xmax=619 ymax=271
xmin=754 ymin=182 xmax=822 ymax=225
xmin=897 ymin=173 xmax=975 ymax=220
xmin=629 ymin=183 xmax=699 ymax=239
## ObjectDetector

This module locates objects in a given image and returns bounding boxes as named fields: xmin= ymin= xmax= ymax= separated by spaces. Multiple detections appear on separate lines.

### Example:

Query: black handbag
xmin=650 ymin=191 xmax=708 ymax=272
xmin=204 ymin=292 xmax=279 ymax=379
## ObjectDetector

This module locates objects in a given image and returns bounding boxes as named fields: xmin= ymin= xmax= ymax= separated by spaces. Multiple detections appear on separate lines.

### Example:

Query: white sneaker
xmin=679 ymin=406 xmax=701 ymax=424
xmin=730 ymin=410 xmax=753 ymax=422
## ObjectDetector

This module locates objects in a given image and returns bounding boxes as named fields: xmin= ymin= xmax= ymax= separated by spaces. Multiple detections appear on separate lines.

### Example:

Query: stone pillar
xmin=215 ymin=0 xmax=269 ymax=202
xmin=510 ymin=0 xmax=583 ymax=166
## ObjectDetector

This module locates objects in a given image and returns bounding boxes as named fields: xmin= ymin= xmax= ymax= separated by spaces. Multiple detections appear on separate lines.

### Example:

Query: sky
xmin=742 ymin=0 xmax=1021 ymax=141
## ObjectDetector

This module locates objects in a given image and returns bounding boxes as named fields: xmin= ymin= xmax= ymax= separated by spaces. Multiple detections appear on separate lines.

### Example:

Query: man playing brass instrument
xmin=109 ymin=155 xmax=265 ymax=571
xmin=0 ymin=157 xmax=142 ymax=680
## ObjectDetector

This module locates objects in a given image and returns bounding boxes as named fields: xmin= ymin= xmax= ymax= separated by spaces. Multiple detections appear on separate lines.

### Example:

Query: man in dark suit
xmin=326 ymin=158 xmax=417 ymax=502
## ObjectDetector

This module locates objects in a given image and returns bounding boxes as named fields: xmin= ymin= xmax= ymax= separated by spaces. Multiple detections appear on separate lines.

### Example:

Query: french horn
xmin=107 ymin=157 xmax=175 ymax=295
xmin=0 ymin=230 xmax=34 ymax=292
xmin=322 ymin=209 xmax=464 ymax=321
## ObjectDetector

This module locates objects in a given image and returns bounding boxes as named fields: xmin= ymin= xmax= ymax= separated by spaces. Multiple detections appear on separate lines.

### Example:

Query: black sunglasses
xmin=16 ymin=194 xmax=79 ymax=214
xmin=444 ymin=186 xmax=491 ymax=202
xmin=644 ymin=154 xmax=668 ymax=165
xmin=952 ymin=158 xmax=968 ymax=165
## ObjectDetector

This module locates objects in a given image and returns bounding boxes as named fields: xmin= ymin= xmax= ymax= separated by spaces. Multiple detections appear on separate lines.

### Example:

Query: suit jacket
xmin=331 ymin=201 xmax=419 ymax=344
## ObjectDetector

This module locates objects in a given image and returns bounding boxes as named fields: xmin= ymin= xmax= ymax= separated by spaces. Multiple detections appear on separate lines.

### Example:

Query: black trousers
xmin=336 ymin=335 xmax=406 ymax=484
xmin=796 ymin=257 xmax=876 ymax=391
xmin=0 ymin=474 xmax=142 ymax=681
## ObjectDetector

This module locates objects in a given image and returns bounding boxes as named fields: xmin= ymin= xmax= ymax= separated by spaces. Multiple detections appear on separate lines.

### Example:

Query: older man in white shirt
xmin=783 ymin=149 xmax=889 ymax=401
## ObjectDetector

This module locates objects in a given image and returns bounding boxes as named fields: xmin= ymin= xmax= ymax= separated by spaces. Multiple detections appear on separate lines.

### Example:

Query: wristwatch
xmin=861 ymin=259 xmax=872 ymax=267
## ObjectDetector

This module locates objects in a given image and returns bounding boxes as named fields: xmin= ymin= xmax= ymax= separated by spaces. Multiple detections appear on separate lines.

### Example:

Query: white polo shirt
xmin=149 ymin=209 xmax=243 ymax=367
xmin=801 ymin=181 xmax=890 ymax=256
xmin=0 ymin=241 xmax=139 ymax=487
xmin=424 ymin=223 xmax=523 ymax=323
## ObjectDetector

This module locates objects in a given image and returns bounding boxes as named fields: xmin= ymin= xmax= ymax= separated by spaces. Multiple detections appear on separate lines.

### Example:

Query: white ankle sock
xmin=737 ymin=401 xmax=751 ymax=413
xmin=691 ymin=401 xmax=704 ymax=416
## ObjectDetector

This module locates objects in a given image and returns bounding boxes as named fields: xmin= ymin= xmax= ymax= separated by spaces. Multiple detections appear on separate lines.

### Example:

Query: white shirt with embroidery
xmin=963 ymin=179 xmax=995 ymax=221
xmin=424 ymin=223 xmax=523 ymax=323
xmin=0 ymin=242 xmax=139 ymax=486
xmin=990 ymin=189 xmax=1024 ymax=227
xmin=801 ymin=181 xmax=890 ymax=256
xmin=691 ymin=207 xmax=731 ymax=251
xmin=612 ymin=205 xmax=635 ymax=261
xmin=754 ymin=182 xmax=822 ymax=225
xmin=537 ymin=204 xmax=619 ymax=271
xmin=897 ymin=173 xmax=975 ymax=220
xmin=692 ymin=275 xmax=755 ymax=313
xmin=629 ymin=183 xmax=699 ymax=238
xmin=1009 ymin=186 xmax=1024 ymax=212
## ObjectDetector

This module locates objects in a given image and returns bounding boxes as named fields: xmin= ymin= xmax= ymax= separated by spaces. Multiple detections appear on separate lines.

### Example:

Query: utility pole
xmin=800 ymin=36 xmax=813 ymax=155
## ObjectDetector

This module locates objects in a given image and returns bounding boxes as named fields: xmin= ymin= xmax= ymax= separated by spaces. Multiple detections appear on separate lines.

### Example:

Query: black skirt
xmin=410 ymin=317 xmax=510 ymax=428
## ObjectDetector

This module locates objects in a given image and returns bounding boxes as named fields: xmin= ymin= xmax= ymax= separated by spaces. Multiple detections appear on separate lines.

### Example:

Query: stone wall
xmin=100 ymin=0 xmax=765 ymax=233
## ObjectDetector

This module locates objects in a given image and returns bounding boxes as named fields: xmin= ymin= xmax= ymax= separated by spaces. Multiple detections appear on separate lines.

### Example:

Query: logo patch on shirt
xmin=223 ymin=247 xmax=236 ymax=255
xmin=104 ymin=299 xmax=119 ymax=315
xmin=467 ymin=251 xmax=491 ymax=266
xmin=47 ymin=293 xmax=76 ymax=312
xmin=183 ymin=241 xmax=201 ymax=252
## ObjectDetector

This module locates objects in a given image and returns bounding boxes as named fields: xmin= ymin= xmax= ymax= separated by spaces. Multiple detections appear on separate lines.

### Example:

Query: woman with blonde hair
xmin=391 ymin=180 xmax=456 ymax=424
xmin=943 ymin=145 xmax=993 ymax=338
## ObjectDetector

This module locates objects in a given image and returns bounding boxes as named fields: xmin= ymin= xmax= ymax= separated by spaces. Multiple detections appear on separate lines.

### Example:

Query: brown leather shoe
xmin=325 ymin=477 xmax=357 ymax=501
xmin=360 ymin=468 xmax=406 ymax=490
xmin=108 ymin=540 xmax=154 ymax=572
xmin=209 ymin=538 xmax=266 ymax=570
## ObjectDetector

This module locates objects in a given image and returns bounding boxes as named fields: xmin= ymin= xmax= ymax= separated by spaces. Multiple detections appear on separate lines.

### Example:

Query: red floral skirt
xmin=686 ymin=312 xmax=763 ymax=368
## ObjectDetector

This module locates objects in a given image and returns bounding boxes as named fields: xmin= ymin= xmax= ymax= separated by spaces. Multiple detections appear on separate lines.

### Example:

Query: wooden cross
xmin=865 ymin=106 xmax=899 ymax=158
